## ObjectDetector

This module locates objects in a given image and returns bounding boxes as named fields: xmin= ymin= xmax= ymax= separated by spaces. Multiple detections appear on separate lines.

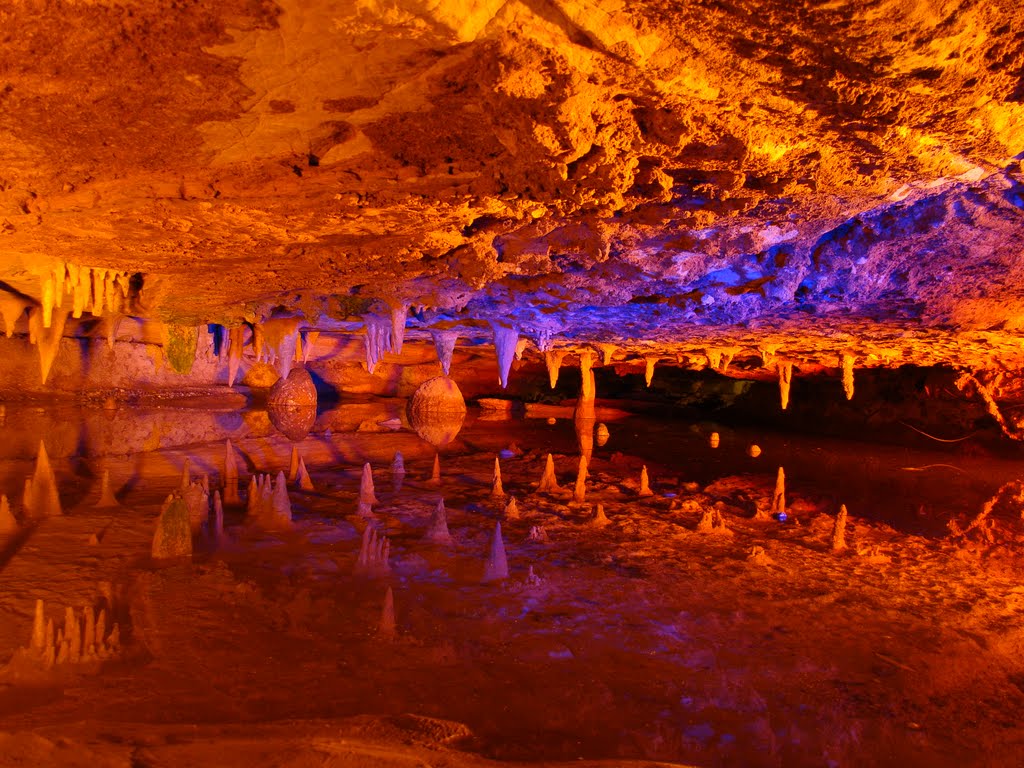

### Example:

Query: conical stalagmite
xmin=770 ymin=467 xmax=786 ymax=516
xmin=841 ymin=353 xmax=856 ymax=400
xmin=288 ymin=446 xmax=300 ymax=482
xmin=179 ymin=457 xmax=191 ymax=491
xmin=504 ymin=496 xmax=519 ymax=520
xmin=545 ymin=350 xmax=567 ymax=389
xmin=296 ymin=458 xmax=314 ymax=491
xmin=482 ymin=521 xmax=509 ymax=582
xmin=223 ymin=439 xmax=240 ymax=505
xmin=491 ymin=322 xmax=518 ymax=389
xmin=491 ymin=456 xmax=505 ymax=498
xmin=378 ymin=586 xmax=396 ymax=640
xmin=31 ymin=599 xmax=45 ymax=652
xmin=427 ymin=453 xmax=441 ymax=486
xmin=95 ymin=470 xmax=119 ymax=508
xmin=24 ymin=441 xmax=61 ymax=519
xmin=573 ymin=455 xmax=588 ymax=503
xmin=537 ymin=454 xmax=560 ymax=492
xmin=831 ymin=504 xmax=849 ymax=551
xmin=430 ymin=330 xmax=458 ymax=376
xmin=592 ymin=503 xmax=609 ymax=527
xmin=152 ymin=496 xmax=192 ymax=560
xmin=359 ymin=462 xmax=378 ymax=504
xmin=212 ymin=491 xmax=224 ymax=541
xmin=269 ymin=471 xmax=292 ymax=528
xmin=778 ymin=361 xmax=794 ymax=410
xmin=0 ymin=494 xmax=16 ymax=533
xmin=638 ymin=466 xmax=653 ymax=497
xmin=426 ymin=498 xmax=453 ymax=544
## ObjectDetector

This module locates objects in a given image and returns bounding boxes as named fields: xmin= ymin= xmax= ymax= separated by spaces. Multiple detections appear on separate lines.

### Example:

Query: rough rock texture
xmin=0 ymin=1 xmax=1023 ymax=392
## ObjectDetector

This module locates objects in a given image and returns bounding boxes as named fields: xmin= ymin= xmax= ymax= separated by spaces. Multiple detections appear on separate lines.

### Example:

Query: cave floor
xmin=1 ymin=402 xmax=1023 ymax=767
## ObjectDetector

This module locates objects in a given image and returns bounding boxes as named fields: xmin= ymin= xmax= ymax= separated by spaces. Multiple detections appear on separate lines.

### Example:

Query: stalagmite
xmin=152 ymin=496 xmax=192 ymax=560
xmin=644 ymin=357 xmax=657 ymax=387
xmin=597 ymin=343 xmax=617 ymax=366
xmin=363 ymin=314 xmax=391 ymax=374
xmin=31 ymin=599 xmax=45 ymax=651
xmin=288 ymin=446 xmax=300 ymax=481
xmin=504 ymin=496 xmax=519 ymax=520
xmin=778 ymin=361 xmax=794 ymax=410
xmin=181 ymin=479 xmax=210 ymax=533
xmin=482 ymin=521 xmax=509 ymax=582
xmin=491 ymin=321 xmax=518 ymax=389
xmin=296 ymin=458 xmax=314 ymax=491
xmin=841 ymin=352 xmax=856 ymax=400
xmin=213 ymin=491 xmax=224 ymax=541
xmin=430 ymin=330 xmax=458 ymax=376
xmin=223 ymin=439 xmax=240 ymax=505
xmin=179 ymin=458 xmax=191 ymax=491
xmin=269 ymin=471 xmax=292 ymax=527
xmin=378 ymin=586 xmax=396 ymax=640
xmin=573 ymin=455 xmax=588 ymax=503
xmin=390 ymin=304 xmax=408 ymax=354
xmin=227 ymin=325 xmax=245 ymax=387
xmin=697 ymin=507 xmax=731 ymax=534
xmin=359 ymin=462 xmax=378 ymax=504
xmin=770 ymin=467 xmax=786 ymax=517
xmin=579 ymin=349 xmax=596 ymax=403
xmin=355 ymin=525 xmax=390 ymax=574
xmin=491 ymin=456 xmax=505 ymax=498
xmin=592 ymin=503 xmax=609 ymax=527
xmin=537 ymin=453 xmax=560 ymax=492
xmin=24 ymin=440 xmax=62 ymax=518
xmin=246 ymin=476 xmax=260 ymax=518
xmin=831 ymin=504 xmax=849 ymax=551
xmin=426 ymin=498 xmax=452 ymax=544
xmin=29 ymin=306 xmax=68 ymax=384
xmin=95 ymin=470 xmax=119 ymax=508
xmin=427 ymin=453 xmax=441 ymax=486
xmin=545 ymin=349 xmax=567 ymax=389
xmin=0 ymin=494 xmax=16 ymax=533
xmin=639 ymin=466 xmax=653 ymax=497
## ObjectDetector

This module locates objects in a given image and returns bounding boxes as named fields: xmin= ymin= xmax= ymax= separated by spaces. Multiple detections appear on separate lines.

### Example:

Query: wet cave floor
xmin=1 ymin=399 xmax=1024 ymax=767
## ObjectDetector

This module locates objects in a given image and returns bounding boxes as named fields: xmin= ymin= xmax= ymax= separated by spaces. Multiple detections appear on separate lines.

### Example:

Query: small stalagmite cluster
xmin=355 ymin=524 xmax=391 ymax=576
xmin=245 ymin=471 xmax=292 ymax=529
xmin=10 ymin=598 xmax=121 ymax=672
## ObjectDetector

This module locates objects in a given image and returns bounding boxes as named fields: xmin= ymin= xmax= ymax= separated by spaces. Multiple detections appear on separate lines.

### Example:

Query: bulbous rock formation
xmin=408 ymin=376 xmax=467 ymax=448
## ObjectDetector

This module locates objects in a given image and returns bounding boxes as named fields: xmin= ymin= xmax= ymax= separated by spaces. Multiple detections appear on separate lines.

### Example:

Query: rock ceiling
xmin=1 ymin=0 xmax=1024 ymax=373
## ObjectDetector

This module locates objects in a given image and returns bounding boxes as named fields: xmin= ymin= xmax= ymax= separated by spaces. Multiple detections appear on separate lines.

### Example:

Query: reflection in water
xmin=407 ymin=376 xmax=466 ymax=448
xmin=267 ymin=403 xmax=317 ymax=441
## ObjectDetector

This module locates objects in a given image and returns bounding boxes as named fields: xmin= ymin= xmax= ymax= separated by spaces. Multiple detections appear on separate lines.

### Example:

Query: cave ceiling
xmin=2 ymin=0 xmax=1024 ymax=370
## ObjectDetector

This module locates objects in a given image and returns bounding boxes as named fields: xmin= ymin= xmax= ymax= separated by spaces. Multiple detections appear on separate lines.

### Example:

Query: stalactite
xmin=430 ymin=330 xmax=458 ymax=376
xmin=579 ymin=349 xmax=596 ymax=403
xmin=778 ymin=360 xmax=793 ymax=410
xmin=841 ymin=352 xmax=856 ymax=400
xmin=29 ymin=306 xmax=68 ymax=385
xmin=227 ymin=325 xmax=245 ymax=387
xmin=597 ymin=343 xmax=617 ymax=366
xmin=490 ymin=321 xmax=518 ymax=389
xmin=363 ymin=314 xmax=391 ymax=374
xmin=545 ymin=350 xmax=567 ymax=389
xmin=390 ymin=304 xmax=408 ymax=355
